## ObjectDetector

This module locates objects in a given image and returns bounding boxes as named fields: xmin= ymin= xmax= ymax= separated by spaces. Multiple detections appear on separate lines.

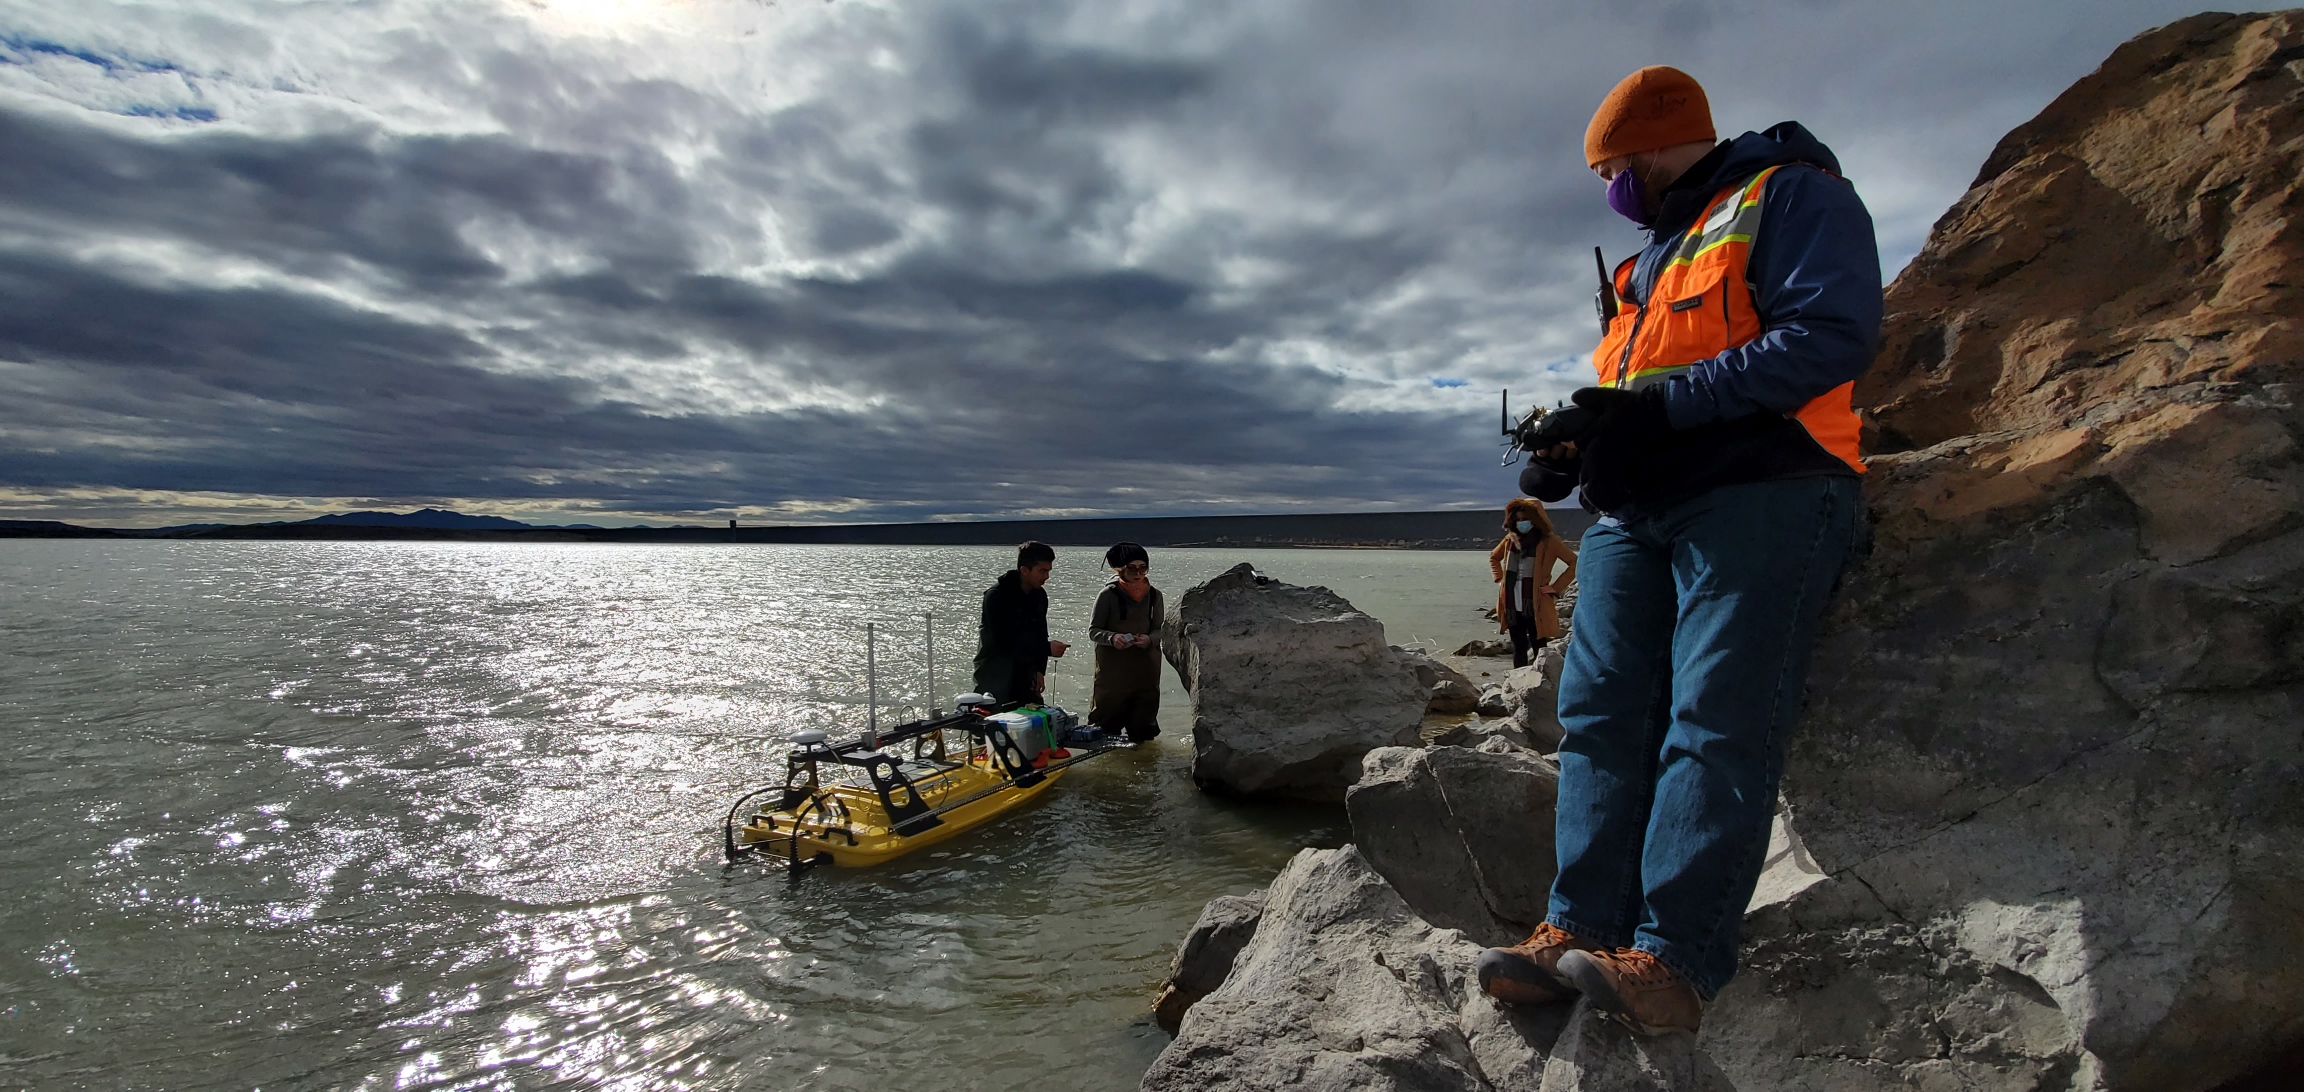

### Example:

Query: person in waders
xmin=972 ymin=541 xmax=1068 ymax=705
xmin=1477 ymin=66 xmax=1876 ymax=1035
xmin=1087 ymin=542 xmax=1164 ymax=742
xmin=1488 ymin=498 xmax=1576 ymax=668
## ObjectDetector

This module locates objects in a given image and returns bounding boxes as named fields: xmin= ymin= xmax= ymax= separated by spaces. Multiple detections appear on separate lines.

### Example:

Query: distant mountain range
xmin=287 ymin=508 xmax=601 ymax=531
xmin=2 ymin=508 xmax=615 ymax=539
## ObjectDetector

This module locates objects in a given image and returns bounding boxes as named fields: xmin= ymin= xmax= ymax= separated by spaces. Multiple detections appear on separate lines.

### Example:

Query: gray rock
xmin=1141 ymin=845 xmax=1565 ymax=1092
xmin=1430 ymin=715 xmax=1535 ymax=752
xmin=1163 ymin=563 xmax=1427 ymax=800
xmin=1462 ymin=992 xmax=1577 ymax=1092
xmin=1496 ymin=651 xmax=1566 ymax=752
xmin=1540 ymin=1003 xmax=1731 ymax=1092
xmin=1696 ymin=867 xmax=2091 ymax=1091
xmin=1154 ymin=892 xmax=1266 ymax=1035
xmin=1430 ymin=677 xmax=1483 ymax=715
xmin=1493 ymin=662 xmax=1545 ymax=714
xmin=1746 ymin=812 xmax=1826 ymax=912
xmin=1347 ymin=746 xmax=1560 ymax=946
xmin=1142 ymin=800 xmax=1849 ymax=1092
xmin=1475 ymin=686 xmax=1512 ymax=717
xmin=1455 ymin=639 xmax=1514 ymax=658
xmin=1399 ymin=647 xmax=1442 ymax=688
xmin=1745 ymin=485 xmax=2304 ymax=1090
xmin=1402 ymin=646 xmax=1485 ymax=715
xmin=1764 ymin=15 xmax=2304 ymax=1087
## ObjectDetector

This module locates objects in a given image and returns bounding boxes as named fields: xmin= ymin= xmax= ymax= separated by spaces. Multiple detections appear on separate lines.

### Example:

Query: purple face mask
xmin=1605 ymin=166 xmax=1649 ymax=226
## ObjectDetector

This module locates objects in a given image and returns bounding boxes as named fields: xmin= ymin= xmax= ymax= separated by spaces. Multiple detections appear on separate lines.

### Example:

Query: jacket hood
xmin=1650 ymin=121 xmax=1840 ymax=238
xmin=997 ymin=568 xmax=1026 ymax=593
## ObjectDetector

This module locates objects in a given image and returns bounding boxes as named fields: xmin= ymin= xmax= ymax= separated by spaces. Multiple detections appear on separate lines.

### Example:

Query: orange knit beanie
xmin=1585 ymin=66 xmax=1715 ymax=167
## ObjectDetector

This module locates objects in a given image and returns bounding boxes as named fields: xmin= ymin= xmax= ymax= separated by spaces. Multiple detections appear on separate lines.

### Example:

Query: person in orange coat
xmin=1480 ymin=65 xmax=1873 ymax=1038
xmin=1488 ymin=498 xmax=1576 ymax=668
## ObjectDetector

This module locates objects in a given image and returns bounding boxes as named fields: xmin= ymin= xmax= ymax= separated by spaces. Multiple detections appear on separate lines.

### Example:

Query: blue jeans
xmin=1546 ymin=476 xmax=1859 ymax=998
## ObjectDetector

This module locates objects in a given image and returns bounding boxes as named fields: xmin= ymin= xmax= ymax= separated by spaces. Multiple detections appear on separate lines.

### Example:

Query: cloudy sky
xmin=0 ymin=0 xmax=2225 ymax=527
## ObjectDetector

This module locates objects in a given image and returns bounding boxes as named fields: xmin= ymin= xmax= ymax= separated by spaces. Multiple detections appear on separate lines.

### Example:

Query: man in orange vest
xmin=1476 ymin=66 xmax=1877 ymax=1034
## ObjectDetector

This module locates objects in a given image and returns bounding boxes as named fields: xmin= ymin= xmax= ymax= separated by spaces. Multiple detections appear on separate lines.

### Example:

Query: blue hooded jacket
xmin=1527 ymin=122 xmax=1882 ymax=516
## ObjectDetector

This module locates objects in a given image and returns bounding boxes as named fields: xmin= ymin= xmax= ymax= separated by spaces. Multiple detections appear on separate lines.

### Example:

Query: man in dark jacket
xmin=972 ymin=541 xmax=1069 ymax=704
xmin=1476 ymin=67 xmax=1876 ymax=1035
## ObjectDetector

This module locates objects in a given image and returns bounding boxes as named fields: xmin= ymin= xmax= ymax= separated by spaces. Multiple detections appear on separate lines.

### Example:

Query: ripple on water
xmin=0 ymin=541 xmax=1499 ymax=1089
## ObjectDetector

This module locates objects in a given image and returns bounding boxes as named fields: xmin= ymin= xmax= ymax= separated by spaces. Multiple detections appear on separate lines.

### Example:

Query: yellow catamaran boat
xmin=722 ymin=619 xmax=1129 ymax=873
xmin=722 ymin=701 xmax=1121 ymax=871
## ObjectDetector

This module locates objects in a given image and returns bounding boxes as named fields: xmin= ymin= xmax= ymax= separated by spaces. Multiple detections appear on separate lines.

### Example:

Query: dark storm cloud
xmin=957 ymin=35 xmax=1212 ymax=123
xmin=0 ymin=0 xmax=2229 ymax=524
xmin=0 ymin=247 xmax=1483 ymax=517
xmin=0 ymin=104 xmax=703 ymax=286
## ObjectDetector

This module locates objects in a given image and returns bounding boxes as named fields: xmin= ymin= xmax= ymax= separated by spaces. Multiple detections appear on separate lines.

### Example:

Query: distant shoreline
xmin=0 ymin=508 xmax=1593 ymax=549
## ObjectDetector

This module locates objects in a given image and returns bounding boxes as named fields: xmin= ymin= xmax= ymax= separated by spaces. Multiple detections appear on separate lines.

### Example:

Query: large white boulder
xmin=1140 ymin=846 xmax=1567 ymax=1092
xmin=1346 ymin=746 xmax=1560 ymax=946
xmin=1163 ymin=563 xmax=1426 ymax=801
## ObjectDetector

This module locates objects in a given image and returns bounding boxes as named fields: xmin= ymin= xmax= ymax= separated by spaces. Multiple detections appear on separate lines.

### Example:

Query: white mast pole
xmin=866 ymin=621 xmax=878 ymax=749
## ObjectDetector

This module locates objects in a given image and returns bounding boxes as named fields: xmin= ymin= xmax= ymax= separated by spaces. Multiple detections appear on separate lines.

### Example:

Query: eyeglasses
xmin=1121 ymin=561 xmax=1149 ymax=575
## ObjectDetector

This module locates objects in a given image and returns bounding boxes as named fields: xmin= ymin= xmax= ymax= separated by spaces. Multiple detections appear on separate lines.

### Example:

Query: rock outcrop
xmin=1346 ymin=746 xmax=1560 ymax=946
xmin=1143 ymin=814 xmax=1826 ymax=1092
xmin=1153 ymin=892 xmax=1266 ymax=1035
xmin=1141 ymin=846 xmax=1572 ymax=1092
xmin=1163 ymin=563 xmax=1427 ymax=800
xmin=1774 ymin=12 xmax=2304 ymax=1089
xmin=1540 ymin=1004 xmax=1731 ymax=1092
xmin=1694 ymin=874 xmax=2097 ymax=1090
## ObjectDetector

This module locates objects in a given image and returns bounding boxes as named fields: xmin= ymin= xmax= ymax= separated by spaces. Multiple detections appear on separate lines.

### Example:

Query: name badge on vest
xmin=1701 ymin=199 xmax=1736 ymax=236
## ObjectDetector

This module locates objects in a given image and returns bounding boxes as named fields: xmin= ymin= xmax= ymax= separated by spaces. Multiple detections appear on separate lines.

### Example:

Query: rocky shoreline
xmin=1132 ymin=13 xmax=2304 ymax=1091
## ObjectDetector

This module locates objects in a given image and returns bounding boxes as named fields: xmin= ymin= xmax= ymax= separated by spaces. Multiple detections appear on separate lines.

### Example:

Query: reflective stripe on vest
xmin=1589 ymin=165 xmax=1865 ymax=473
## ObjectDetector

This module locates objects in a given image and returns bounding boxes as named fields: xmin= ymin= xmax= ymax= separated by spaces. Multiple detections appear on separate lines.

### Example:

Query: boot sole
xmin=1556 ymin=951 xmax=1698 ymax=1037
xmin=1475 ymin=948 xmax=1578 ymax=1006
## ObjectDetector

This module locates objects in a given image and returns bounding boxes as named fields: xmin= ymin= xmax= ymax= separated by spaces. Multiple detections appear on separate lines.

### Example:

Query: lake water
xmin=0 ymin=541 xmax=1502 ymax=1091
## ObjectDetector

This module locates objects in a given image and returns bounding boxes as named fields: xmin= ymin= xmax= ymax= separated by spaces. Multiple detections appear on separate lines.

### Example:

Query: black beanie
xmin=1104 ymin=541 xmax=1149 ymax=569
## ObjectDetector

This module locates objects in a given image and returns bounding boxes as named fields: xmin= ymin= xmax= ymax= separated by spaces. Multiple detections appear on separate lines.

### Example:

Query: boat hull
xmin=737 ymin=759 xmax=1071 ymax=868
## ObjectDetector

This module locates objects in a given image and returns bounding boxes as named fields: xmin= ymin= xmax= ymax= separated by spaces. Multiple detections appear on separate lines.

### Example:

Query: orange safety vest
xmin=1591 ymin=165 xmax=1864 ymax=473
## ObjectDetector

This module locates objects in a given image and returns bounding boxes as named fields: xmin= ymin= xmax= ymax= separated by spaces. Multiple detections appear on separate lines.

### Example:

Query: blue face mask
xmin=1605 ymin=167 xmax=1649 ymax=226
xmin=1516 ymin=520 xmax=1534 ymax=533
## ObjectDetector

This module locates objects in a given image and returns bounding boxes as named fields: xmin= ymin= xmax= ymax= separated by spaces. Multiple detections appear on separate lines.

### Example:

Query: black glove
xmin=1569 ymin=385 xmax=1673 ymax=514
xmin=1520 ymin=403 xmax=1600 ymax=451
xmin=1567 ymin=385 xmax=1669 ymax=433
xmin=1519 ymin=385 xmax=1669 ymax=451
xmin=1519 ymin=456 xmax=1578 ymax=503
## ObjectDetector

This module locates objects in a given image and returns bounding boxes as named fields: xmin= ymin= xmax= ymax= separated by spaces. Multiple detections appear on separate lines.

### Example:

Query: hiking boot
xmin=1475 ymin=923 xmax=1598 ymax=1006
xmin=1556 ymin=947 xmax=1705 ymax=1035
